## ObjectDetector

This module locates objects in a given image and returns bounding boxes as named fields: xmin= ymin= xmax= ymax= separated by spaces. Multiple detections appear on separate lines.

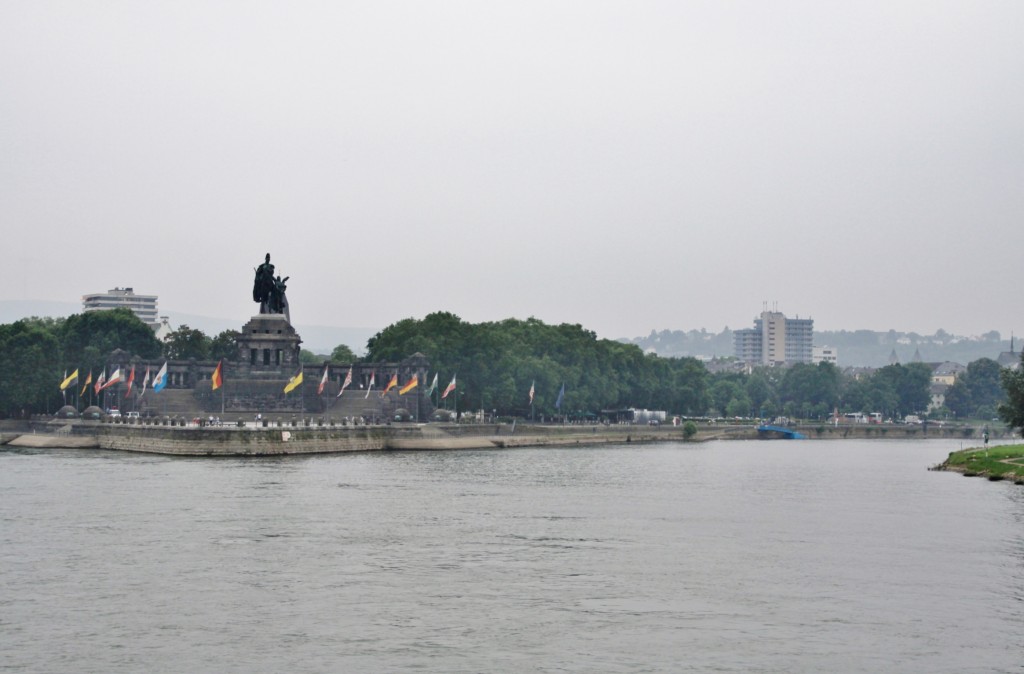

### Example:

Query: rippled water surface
xmin=2 ymin=439 xmax=1023 ymax=672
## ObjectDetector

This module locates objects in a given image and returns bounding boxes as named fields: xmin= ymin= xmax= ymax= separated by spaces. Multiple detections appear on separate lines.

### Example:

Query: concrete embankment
xmin=5 ymin=434 xmax=99 ymax=449
xmin=4 ymin=420 xmax=698 ymax=456
xmin=95 ymin=424 xmax=688 ymax=456
xmin=3 ymin=418 xmax=1004 ymax=456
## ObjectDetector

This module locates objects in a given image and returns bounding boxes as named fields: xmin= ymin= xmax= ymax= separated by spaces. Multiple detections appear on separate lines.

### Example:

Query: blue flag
xmin=554 ymin=383 xmax=564 ymax=410
xmin=152 ymin=362 xmax=168 ymax=393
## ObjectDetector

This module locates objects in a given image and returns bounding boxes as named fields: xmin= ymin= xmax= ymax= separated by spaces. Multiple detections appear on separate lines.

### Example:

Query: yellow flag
xmin=283 ymin=370 xmax=304 ymax=394
xmin=60 ymin=369 xmax=79 ymax=391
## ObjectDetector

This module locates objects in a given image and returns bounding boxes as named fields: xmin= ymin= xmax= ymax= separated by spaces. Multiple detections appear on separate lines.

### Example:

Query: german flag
xmin=399 ymin=375 xmax=418 ymax=395
xmin=211 ymin=360 xmax=223 ymax=391
xmin=381 ymin=373 xmax=398 ymax=397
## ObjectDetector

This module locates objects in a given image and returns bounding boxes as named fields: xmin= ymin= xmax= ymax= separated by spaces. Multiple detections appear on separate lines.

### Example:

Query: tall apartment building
xmin=734 ymin=309 xmax=814 ymax=365
xmin=82 ymin=287 xmax=159 ymax=329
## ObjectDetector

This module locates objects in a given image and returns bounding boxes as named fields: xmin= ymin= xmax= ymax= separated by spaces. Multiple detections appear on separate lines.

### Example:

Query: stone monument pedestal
xmin=236 ymin=314 xmax=301 ymax=375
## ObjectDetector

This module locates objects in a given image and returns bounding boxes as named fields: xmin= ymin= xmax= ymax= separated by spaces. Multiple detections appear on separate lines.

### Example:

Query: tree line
xmin=364 ymin=312 xmax=1019 ymax=425
xmin=0 ymin=309 xmax=354 ymax=417
xmin=2 ymin=309 xmax=1022 ymax=436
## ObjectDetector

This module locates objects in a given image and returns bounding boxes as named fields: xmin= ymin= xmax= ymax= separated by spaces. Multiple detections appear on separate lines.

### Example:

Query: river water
xmin=2 ymin=439 xmax=1022 ymax=673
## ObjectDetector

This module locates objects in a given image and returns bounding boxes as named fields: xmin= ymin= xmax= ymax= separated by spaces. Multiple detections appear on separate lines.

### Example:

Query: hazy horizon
xmin=3 ymin=2 xmax=1021 ymax=341
xmin=0 ymin=297 xmax=1014 ymax=344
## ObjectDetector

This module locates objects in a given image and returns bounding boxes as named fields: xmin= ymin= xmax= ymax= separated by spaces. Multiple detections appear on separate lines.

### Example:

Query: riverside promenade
xmin=1 ymin=417 xmax=1005 ymax=456
xmin=2 ymin=419 xmax=709 ymax=456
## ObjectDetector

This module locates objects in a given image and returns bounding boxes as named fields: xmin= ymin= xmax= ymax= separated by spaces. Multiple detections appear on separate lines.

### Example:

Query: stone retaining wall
xmin=10 ymin=419 xmax=1010 ymax=457
xmin=96 ymin=425 xmax=398 ymax=456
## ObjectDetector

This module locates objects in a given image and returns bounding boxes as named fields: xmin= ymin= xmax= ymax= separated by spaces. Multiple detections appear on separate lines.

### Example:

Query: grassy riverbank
xmin=938 ymin=444 xmax=1024 ymax=482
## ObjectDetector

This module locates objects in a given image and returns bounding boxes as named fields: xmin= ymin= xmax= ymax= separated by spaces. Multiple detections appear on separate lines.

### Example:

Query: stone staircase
xmin=315 ymin=389 xmax=428 ymax=422
xmin=132 ymin=382 xmax=430 ymax=422
xmin=137 ymin=389 xmax=202 ymax=418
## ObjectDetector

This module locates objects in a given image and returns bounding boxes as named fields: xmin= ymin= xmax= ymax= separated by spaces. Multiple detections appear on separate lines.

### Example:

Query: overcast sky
xmin=2 ymin=1 xmax=1021 ymax=342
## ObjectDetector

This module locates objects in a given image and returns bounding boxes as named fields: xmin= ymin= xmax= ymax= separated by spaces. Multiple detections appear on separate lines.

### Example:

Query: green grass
xmin=942 ymin=444 xmax=1024 ymax=481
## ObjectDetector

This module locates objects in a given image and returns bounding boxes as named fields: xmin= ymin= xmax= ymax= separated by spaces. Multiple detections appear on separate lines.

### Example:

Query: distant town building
xmin=931 ymin=361 xmax=966 ymax=386
xmin=812 ymin=345 xmax=838 ymax=365
xmin=82 ymin=287 xmax=159 ymax=329
xmin=996 ymin=334 xmax=1021 ymax=370
xmin=927 ymin=361 xmax=965 ymax=412
xmin=734 ymin=308 xmax=814 ymax=365
xmin=154 ymin=316 xmax=173 ymax=341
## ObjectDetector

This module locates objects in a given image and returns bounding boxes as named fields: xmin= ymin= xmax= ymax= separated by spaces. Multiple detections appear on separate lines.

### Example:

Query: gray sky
xmin=3 ymin=1 xmax=1022 ymax=341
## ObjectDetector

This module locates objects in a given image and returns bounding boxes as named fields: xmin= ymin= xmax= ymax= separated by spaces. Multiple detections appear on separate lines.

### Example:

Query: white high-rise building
xmin=734 ymin=308 xmax=815 ymax=365
xmin=82 ymin=287 xmax=159 ymax=328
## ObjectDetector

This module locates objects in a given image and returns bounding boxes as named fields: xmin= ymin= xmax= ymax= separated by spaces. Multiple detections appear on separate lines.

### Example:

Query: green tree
xmin=60 ymin=309 xmax=163 ymax=366
xmin=708 ymin=378 xmax=744 ymax=416
xmin=936 ymin=360 xmax=1004 ymax=420
xmin=0 ymin=320 xmax=62 ymax=417
xmin=300 ymin=349 xmax=326 ymax=364
xmin=209 ymin=330 xmax=240 ymax=362
xmin=943 ymin=378 xmax=972 ymax=418
xmin=330 ymin=343 xmax=358 ymax=363
xmin=870 ymin=363 xmax=932 ymax=418
xmin=745 ymin=371 xmax=775 ymax=417
xmin=668 ymin=357 xmax=708 ymax=415
xmin=998 ymin=353 xmax=1024 ymax=436
xmin=779 ymin=362 xmax=839 ymax=419
xmin=726 ymin=394 xmax=752 ymax=418
xmin=163 ymin=325 xmax=211 ymax=360
xmin=364 ymin=313 xmax=708 ymax=417
xmin=965 ymin=358 xmax=1006 ymax=415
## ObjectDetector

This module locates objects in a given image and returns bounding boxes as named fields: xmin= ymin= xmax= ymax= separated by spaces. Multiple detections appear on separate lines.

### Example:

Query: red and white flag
xmin=125 ymin=365 xmax=136 ymax=397
xmin=100 ymin=367 xmax=122 ymax=391
xmin=94 ymin=370 xmax=106 ymax=395
xmin=317 ymin=364 xmax=329 ymax=395
xmin=337 ymin=366 xmax=353 ymax=397
xmin=140 ymin=366 xmax=151 ymax=397
xmin=442 ymin=374 xmax=456 ymax=399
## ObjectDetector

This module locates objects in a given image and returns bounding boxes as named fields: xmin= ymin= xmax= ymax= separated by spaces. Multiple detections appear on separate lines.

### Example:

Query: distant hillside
xmin=623 ymin=328 xmax=737 ymax=361
xmin=624 ymin=327 xmax=1013 ymax=368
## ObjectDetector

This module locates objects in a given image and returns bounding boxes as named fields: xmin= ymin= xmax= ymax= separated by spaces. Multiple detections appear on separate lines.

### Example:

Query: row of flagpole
xmin=58 ymin=362 xmax=170 ymax=410
xmin=213 ymin=363 xmax=556 ymax=418
xmin=61 ymin=360 xmax=569 ymax=418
